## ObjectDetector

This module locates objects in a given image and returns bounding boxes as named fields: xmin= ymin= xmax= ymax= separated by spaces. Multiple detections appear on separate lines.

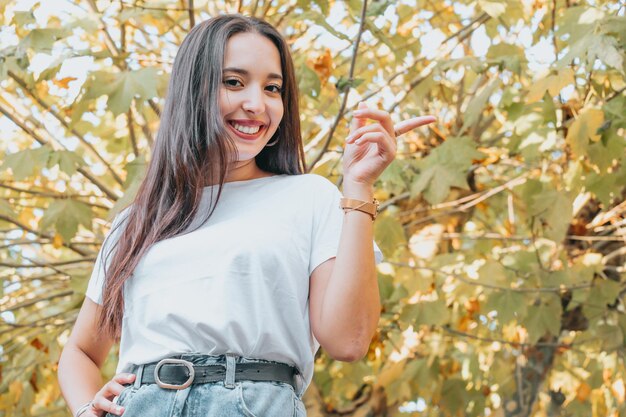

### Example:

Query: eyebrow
xmin=223 ymin=67 xmax=283 ymax=81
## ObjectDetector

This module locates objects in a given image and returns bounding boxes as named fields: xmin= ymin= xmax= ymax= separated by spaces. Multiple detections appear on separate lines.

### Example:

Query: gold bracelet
xmin=340 ymin=197 xmax=380 ymax=221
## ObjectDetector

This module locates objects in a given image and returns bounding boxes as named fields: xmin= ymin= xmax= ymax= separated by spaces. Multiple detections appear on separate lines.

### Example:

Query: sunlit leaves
xmin=478 ymin=0 xmax=506 ymax=18
xmin=47 ymin=150 xmax=86 ymax=176
xmin=411 ymin=136 xmax=484 ymax=204
xmin=461 ymin=78 xmax=501 ymax=132
xmin=374 ymin=215 xmax=406 ymax=257
xmin=523 ymin=295 xmax=562 ymax=344
xmin=297 ymin=62 xmax=321 ymax=98
xmin=18 ymin=28 xmax=69 ymax=53
xmin=1 ymin=146 xmax=51 ymax=180
xmin=1 ymin=146 xmax=85 ymax=179
xmin=1 ymin=0 xmax=625 ymax=416
xmin=526 ymin=68 xmax=574 ymax=104
xmin=108 ymin=68 xmax=159 ymax=115
xmin=566 ymin=108 xmax=604 ymax=157
xmin=483 ymin=290 xmax=528 ymax=324
xmin=400 ymin=298 xmax=450 ymax=327
xmin=40 ymin=199 xmax=92 ymax=242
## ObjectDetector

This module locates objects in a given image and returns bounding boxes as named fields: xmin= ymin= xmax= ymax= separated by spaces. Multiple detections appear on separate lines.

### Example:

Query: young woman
xmin=57 ymin=14 xmax=434 ymax=417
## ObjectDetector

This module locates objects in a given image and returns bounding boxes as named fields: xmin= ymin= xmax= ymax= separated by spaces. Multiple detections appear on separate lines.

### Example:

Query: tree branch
xmin=307 ymin=0 xmax=369 ymax=172
xmin=0 ymin=103 xmax=121 ymax=202
xmin=8 ymin=71 xmax=125 ymax=186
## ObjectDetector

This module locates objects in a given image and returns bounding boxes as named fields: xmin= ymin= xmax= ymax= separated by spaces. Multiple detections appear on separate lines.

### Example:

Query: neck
xmin=205 ymin=159 xmax=270 ymax=185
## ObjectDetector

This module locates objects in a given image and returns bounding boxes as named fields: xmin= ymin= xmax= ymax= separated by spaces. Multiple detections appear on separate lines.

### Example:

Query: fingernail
xmin=353 ymin=110 xmax=364 ymax=116
xmin=355 ymin=139 xmax=362 ymax=144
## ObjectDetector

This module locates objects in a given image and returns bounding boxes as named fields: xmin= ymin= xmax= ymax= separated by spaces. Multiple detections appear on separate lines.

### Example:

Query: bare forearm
xmin=58 ymin=345 xmax=103 ymax=414
xmin=319 ymin=181 xmax=380 ymax=356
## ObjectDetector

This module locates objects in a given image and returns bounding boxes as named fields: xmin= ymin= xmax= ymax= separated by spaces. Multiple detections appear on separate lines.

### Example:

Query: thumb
xmin=349 ymin=102 xmax=368 ymax=133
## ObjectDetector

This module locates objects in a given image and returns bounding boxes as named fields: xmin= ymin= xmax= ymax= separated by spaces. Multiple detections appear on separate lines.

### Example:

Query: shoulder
xmin=286 ymin=173 xmax=340 ymax=193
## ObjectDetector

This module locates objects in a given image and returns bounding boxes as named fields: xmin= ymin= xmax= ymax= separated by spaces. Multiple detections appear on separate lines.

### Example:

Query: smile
xmin=227 ymin=121 xmax=266 ymax=140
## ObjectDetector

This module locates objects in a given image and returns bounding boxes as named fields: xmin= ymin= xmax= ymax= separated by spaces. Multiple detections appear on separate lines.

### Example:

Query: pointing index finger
xmin=393 ymin=116 xmax=436 ymax=137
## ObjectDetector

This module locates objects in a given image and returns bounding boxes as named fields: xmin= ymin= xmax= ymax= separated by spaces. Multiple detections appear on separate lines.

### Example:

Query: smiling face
xmin=219 ymin=32 xmax=284 ymax=163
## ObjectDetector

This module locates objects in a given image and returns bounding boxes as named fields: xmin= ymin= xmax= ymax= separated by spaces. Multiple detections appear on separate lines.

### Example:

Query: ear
xmin=349 ymin=102 xmax=368 ymax=134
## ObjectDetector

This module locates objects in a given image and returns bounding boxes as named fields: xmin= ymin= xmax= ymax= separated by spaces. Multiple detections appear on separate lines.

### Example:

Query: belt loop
xmin=133 ymin=364 xmax=144 ymax=389
xmin=224 ymin=354 xmax=236 ymax=389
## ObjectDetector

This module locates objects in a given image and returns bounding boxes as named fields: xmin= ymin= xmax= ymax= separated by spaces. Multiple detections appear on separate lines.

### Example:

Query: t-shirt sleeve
xmin=308 ymin=179 xmax=384 ymax=276
xmin=85 ymin=209 xmax=129 ymax=305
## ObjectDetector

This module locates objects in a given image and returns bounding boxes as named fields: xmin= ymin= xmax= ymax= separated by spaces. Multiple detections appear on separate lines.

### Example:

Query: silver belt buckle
xmin=154 ymin=358 xmax=195 ymax=390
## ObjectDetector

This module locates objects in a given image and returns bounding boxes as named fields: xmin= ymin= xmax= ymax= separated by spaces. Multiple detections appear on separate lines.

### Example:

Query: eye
xmin=266 ymin=84 xmax=282 ymax=93
xmin=224 ymin=78 xmax=243 ymax=88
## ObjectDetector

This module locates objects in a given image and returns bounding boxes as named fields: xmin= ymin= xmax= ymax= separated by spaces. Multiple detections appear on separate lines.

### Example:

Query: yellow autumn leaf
xmin=312 ymin=49 xmax=332 ymax=86
xmin=566 ymin=108 xmax=604 ymax=156
xmin=52 ymin=232 xmax=63 ymax=248
xmin=52 ymin=76 xmax=77 ymax=89
xmin=526 ymin=69 xmax=574 ymax=103
xmin=576 ymin=382 xmax=592 ymax=402
xmin=592 ymin=389 xmax=608 ymax=417
xmin=8 ymin=380 xmax=23 ymax=403
xmin=376 ymin=359 xmax=406 ymax=388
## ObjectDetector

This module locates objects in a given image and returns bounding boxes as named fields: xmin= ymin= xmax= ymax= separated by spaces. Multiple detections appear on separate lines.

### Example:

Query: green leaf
xmin=461 ymin=77 xmax=500 ymax=132
xmin=528 ymin=187 xmax=573 ymax=242
xmin=526 ymin=69 xmax=574 ymax=103
xmin=11 ymin=11 xmax=36 ymax=26
xmin=0 ymin=198 xmax=16 ymax=218
xmin=374 ymin=215 xmax=406 ymax=258
xmin=68 ymin=269 xmax=90 ymax=294
xmin=483 ymin=291 xmax=528 ymax=324
xmin=107 ymin=68 xmax=158 ymax=115
xmin=1 ymin=146 xmax=51 ymax=180
xmin=478 ymin=0 xmax=506 ymax=18
xmin=487 ymin=43 xmax=524 ymax=74
xmin=37 ymin=62 xmax=62 ymax=82
xmin=595 ymin=35 xmax=624 ymax=73
xmin=583 ymin=279 xmax=620 ymax=319
xmin=523 ymin=295 xmax=562 ymax=344
xmin=477 ymin=260 xmax=508 ymax=285
xmin=40 ymin=199 xmax=93 ymax=242
xmin=297 ymin=63 xmax=321 ymax=99
xmin=82 ymin=70 xmax=118 ymax=100
xmin=440 ymin=378 xmax=469 ymax=414
xmin=566 ymin=108 xmax=604 ymax=157
xmin=47 ymin=150 xmax=86 ymax=176
xmin=19 ymin=28 xmax=69 ymax=53
xmin=123 ymin=155 xmax=147 ymax=187
xmin=400 ymin=298 xmax=450 ymax=327
xmin=366 ymin=0 xmax=392 ymax=17
xmin=299 ymin=10 xmax=351 ymax=42
xmin=335 ymin=76 xmax=363 ymax=93
xmin=585 ymin=171 xmax=618 ymax=206
xmin=565 ymin=398 xmax=592 ymax=417
xmin=411 ymin=136 xmax=484 ymax=204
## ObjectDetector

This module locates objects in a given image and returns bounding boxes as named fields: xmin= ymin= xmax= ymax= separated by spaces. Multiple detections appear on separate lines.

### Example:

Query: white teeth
xmin=231 ymin=122 xmax=261 ymax=135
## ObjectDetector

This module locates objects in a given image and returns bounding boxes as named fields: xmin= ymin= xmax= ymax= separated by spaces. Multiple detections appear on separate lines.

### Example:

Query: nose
xmin=242 ymin=86 xmax=265 ymax=114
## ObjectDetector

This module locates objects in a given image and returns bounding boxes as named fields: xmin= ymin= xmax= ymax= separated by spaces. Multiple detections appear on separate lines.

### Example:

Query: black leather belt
xmin=140 ymin=358 xmax=298 ymax=391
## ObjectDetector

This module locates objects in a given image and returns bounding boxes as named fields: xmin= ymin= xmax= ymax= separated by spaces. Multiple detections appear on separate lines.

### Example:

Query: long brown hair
xmin=98 ymin=15 xmax=306 ymax=338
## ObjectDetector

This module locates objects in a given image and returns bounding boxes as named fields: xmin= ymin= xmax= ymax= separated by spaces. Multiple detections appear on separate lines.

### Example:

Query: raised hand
xmin=343 ymin=102 xmax=436 ymax=186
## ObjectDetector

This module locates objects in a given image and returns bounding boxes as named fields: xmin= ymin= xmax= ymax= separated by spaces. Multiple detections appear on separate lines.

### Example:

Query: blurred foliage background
xmin=0 ymin=0 xmax=625 ymax=416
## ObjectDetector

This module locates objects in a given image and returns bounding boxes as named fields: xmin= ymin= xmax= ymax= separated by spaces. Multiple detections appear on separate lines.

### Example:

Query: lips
xmin=227 ymin=120 xmax=267 ymax=140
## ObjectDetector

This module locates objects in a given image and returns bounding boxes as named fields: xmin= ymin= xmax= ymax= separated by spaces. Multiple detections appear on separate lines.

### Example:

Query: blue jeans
xmin=106 ymin=354 xmax=306 ymax=417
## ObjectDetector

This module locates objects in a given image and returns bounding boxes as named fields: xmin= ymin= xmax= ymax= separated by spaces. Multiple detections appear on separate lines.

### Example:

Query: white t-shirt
xmin=86 ymin=173 xmax=382 ymax=394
